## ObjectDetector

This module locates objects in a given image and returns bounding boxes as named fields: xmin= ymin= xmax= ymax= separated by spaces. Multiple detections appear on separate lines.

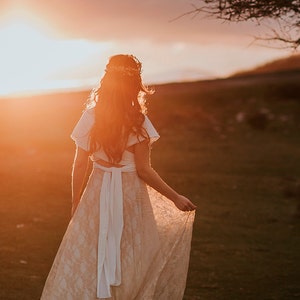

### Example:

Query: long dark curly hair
xmin=86 ymin=54 xmax=153 ymax=163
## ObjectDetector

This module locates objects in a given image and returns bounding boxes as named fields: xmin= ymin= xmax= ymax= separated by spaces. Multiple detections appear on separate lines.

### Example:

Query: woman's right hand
xmin=173 ymin=195 xmax=197 ymax=212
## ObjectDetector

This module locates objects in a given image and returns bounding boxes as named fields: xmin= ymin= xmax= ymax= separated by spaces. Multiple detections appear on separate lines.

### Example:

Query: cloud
xmin=15 ymin=0 xmax=260 ymax=45
xmin=0 ymin=0 xmax=291 ymax=95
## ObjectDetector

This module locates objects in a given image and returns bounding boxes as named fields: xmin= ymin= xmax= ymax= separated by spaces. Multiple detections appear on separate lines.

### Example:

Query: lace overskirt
xmin=41 ymin=168 xmax=195 ymax=300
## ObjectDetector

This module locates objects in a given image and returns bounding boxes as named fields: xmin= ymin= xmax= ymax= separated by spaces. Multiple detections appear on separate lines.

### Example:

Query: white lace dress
xmin=40 ymin=109 xmax=195 ymax=300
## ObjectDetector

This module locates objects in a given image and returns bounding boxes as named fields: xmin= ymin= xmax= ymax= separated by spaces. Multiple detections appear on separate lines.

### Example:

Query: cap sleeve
xmin=143 ymin=115 xmax=160 ymax=144
xmin=70 ymin=109 xmax=95 ymax=151
xmin=127 ymin=115 xmax=160 ymax=147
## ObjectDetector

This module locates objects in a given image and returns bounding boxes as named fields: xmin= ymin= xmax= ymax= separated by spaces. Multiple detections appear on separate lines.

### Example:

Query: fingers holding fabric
xmin=173 ymin=195 xmax=197 ymax=212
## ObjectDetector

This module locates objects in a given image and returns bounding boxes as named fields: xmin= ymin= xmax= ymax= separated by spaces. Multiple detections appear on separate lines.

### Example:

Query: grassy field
xmin=0 ymin=71 xmax=300 ymax=299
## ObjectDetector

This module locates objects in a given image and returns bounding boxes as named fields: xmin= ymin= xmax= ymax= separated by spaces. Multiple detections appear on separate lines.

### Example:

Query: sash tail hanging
xmin=93 ymin=163 xmax=136 ymax=298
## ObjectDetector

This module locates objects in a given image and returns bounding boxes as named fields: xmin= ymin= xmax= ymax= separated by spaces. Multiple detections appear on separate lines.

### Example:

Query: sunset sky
xmin=0 ymin=0 xmax=292 ymax=96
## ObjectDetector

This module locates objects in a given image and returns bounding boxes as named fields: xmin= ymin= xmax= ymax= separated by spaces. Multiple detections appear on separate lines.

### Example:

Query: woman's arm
xmin=134 ymin=140 xmax=196 ymax=211
xmin=71 ymin=146 xmax=90 ymax=216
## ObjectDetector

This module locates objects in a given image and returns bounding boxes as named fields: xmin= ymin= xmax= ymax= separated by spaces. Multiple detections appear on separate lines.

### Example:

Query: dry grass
xmin=1 ymin=73 xmax=300 ymax=299
xmin=232 ymin=54 xmax=300 ymax=77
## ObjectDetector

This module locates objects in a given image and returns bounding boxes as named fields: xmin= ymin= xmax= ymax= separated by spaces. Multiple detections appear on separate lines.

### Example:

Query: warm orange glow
xmin=0 ymin=5 xmax=291 ymax=97
xmin=0 ymin=10 xmax=112 ymax=96
xmin=0 ymin=18 xmax=50 ymax=95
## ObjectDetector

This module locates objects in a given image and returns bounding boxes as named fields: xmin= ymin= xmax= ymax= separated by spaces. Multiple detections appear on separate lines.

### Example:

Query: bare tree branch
xmin=175 ymin=0 xmax=300 ymax=49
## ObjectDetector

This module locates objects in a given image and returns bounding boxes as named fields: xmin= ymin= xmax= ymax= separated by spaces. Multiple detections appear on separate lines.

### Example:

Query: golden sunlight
xmin=0 ymin=18 xmax=50 ymax=95
xmin=0 ymin=14 xmax=112 ymax=96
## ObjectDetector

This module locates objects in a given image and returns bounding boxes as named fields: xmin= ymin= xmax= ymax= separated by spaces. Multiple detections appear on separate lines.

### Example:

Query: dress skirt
xmin=41 ymin=167 xmax=195 ymax=300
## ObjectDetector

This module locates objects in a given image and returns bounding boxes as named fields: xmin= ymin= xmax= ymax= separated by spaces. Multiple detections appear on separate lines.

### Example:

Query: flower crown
xmin=105 ymin=65 xmax=140 ymax=77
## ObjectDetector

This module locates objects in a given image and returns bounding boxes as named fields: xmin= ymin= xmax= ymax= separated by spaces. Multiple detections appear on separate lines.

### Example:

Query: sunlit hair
xmin=86 ymin=54 xmax=153 ymax=163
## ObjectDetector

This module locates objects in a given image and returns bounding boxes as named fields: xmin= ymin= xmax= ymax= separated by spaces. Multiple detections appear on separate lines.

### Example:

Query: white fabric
xmin=93 ymin=162 xmax=136 ymax=298
xmin=71 ymin=109 xmax=95 ymax=152
xmin=40 ymin=109 xmax=194 ymax=299
xmin=70 ymin=109 xmax=160 ymax=164
xmin=126 ymin=116 xmax=160 ymax=147
xmin=40 ymin=168 xmax=195 ymax=300
xmin=70 ymin=109 xmax=161 ymax=297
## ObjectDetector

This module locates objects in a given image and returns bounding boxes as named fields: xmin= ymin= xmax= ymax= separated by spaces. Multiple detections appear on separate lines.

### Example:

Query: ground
xmin=0 ymin=72 xmax=300 ymax=299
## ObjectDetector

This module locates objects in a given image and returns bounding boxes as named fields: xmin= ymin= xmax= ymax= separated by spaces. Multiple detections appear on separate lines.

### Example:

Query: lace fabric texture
xmin=41 ymin=168 xmax=195 ymax=300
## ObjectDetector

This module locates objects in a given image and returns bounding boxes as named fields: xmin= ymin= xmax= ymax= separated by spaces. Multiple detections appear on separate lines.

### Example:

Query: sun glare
xmin=0 ymin=13 xmax=112 ymax=96
xmin=0 ymin=19 xmax=49 ymax=95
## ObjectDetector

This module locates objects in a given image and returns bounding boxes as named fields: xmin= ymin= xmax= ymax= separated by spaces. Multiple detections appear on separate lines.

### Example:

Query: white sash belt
xmin=93 ymin=162 xmax=136 ymax=298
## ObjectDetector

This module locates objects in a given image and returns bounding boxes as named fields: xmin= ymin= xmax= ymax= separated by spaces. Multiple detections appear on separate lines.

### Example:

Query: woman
xmin=41 ymin=54 xmax=196 ymax=300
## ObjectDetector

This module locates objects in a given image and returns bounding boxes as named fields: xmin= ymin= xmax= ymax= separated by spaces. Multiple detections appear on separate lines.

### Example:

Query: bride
xmin=41 ymin=54 xmax=196 ymax=300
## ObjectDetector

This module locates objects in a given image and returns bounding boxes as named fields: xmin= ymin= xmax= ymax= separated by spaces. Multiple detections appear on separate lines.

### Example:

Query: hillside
xmin=232 ymin=53 xmax=300 ymax=77
xmin=0 ymin=65 xmax=300 ymax=300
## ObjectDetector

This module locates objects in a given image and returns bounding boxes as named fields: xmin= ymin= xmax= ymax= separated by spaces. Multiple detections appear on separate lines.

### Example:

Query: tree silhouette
xmin=178 ymin=0 xmax=300 ymax=49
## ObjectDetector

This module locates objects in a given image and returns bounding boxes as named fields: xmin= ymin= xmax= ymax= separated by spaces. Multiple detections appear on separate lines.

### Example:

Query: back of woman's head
xmin=89 ymin=54 xmax=152 ymax=163
xmin=98 ymin=54 xmax=147 ymax=111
